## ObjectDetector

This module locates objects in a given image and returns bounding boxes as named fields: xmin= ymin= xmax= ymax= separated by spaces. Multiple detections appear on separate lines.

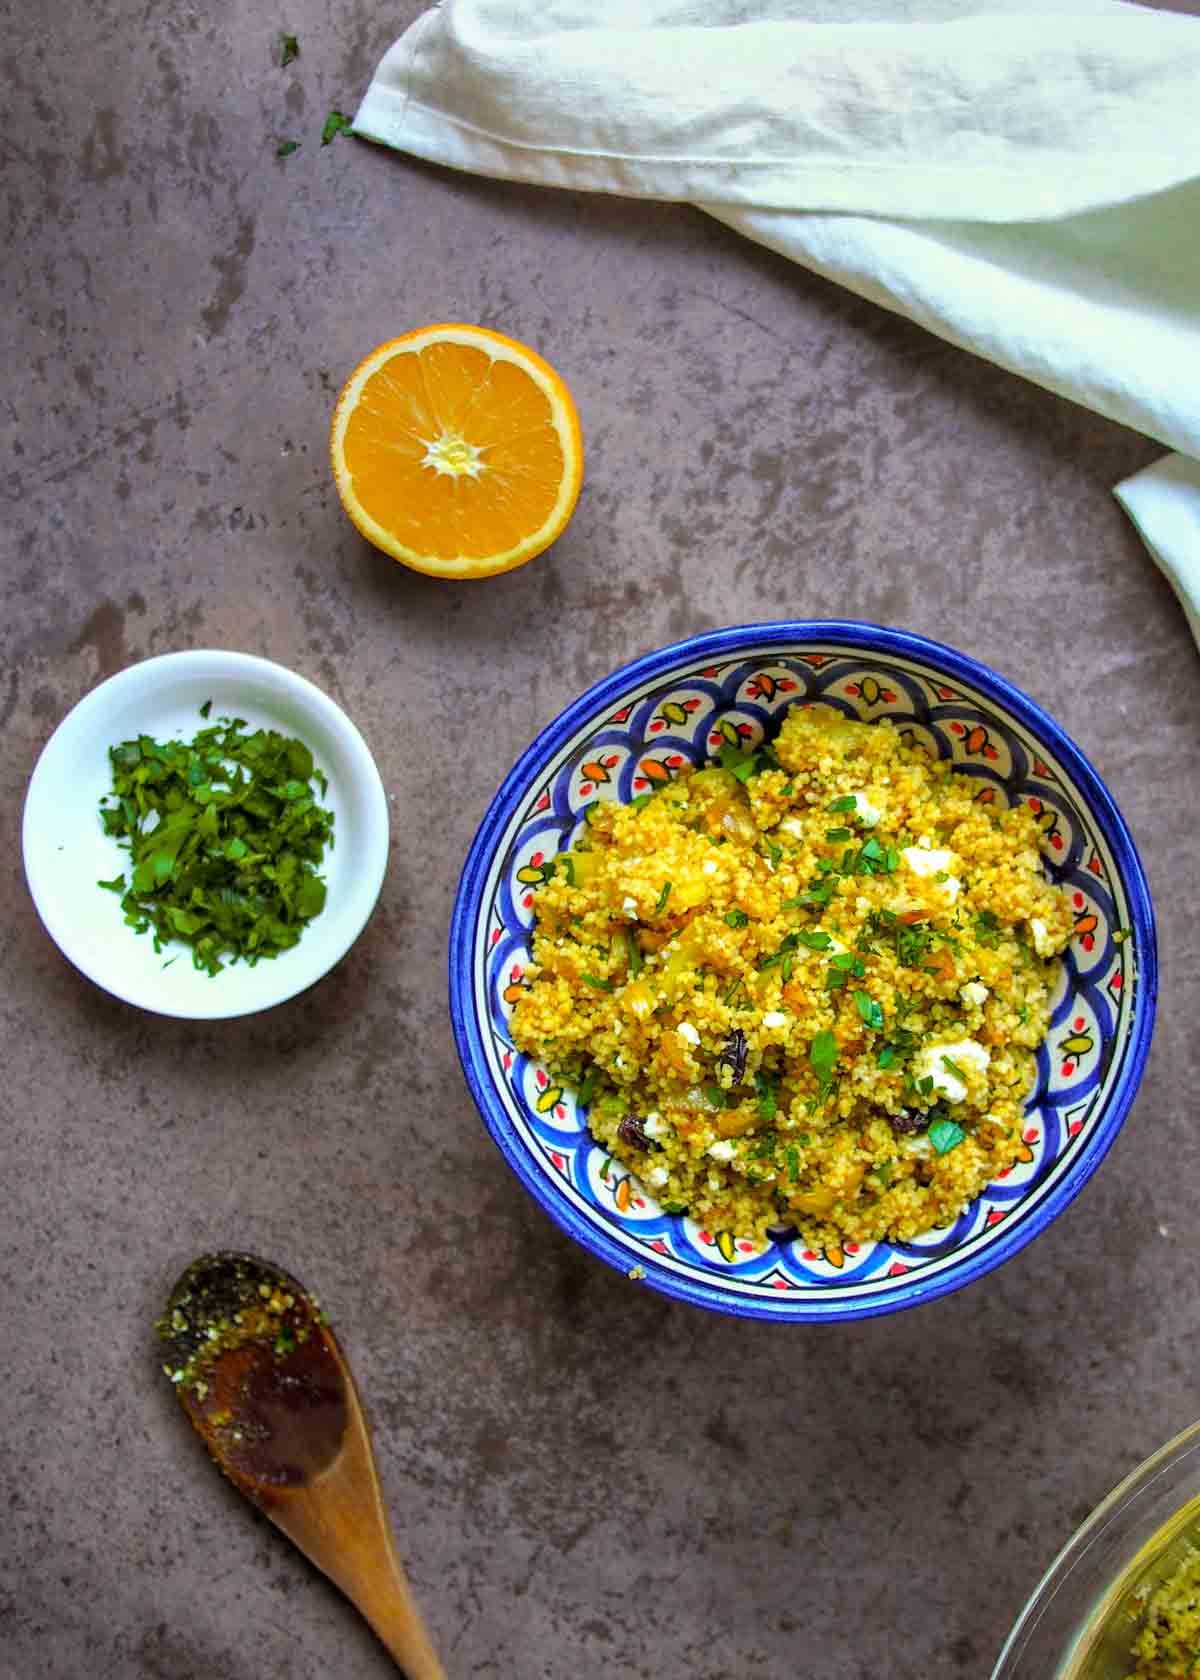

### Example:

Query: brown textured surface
xmin=3 ymin=5 xmax=1200 ymax=1678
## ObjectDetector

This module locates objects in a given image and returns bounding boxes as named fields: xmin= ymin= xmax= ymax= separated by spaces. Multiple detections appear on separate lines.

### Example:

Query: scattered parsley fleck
xmin=576 ymin=1066 xmax=599 ymax=1108
xmin=581 ymin=973 xmax=613 ymax=992
xmin=941 ymin=1054 xmax=967 ymax=1081
xmin=656 ymin=881 xmax=672 ymax=913
xmin=279 ymin=31 xmax=299 ymax=67
xmin=825 ymin=827 xmax=851 ymax=842
xmin=275 ymin=139 xmax=301 ymax=158
xmin=199 ymin=698 xmax=212 ymax=719
xmin=321 ymin=109 xmax=355 ymax=145
xmin=826 ymin=795 xmax=856 ymax=813
xmin=97 ymin=873 xmax=126 ymax=893
xmin=724 ymin=909 xmax=749 ymax=928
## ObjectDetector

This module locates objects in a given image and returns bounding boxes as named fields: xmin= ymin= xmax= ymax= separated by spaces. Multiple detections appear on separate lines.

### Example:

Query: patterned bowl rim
xmin=449 ymin=621 xmax=1157 ymax=1321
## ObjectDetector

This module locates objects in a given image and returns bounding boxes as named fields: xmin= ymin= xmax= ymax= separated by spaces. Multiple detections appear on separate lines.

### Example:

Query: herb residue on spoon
xmin=97 ymin=707 xmax=334 ymax=974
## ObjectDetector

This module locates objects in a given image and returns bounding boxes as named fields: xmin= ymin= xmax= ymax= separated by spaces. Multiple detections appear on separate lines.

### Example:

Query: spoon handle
xmin=274 ymin=1484 xmax=448 ymax=1679
xmin=354 ymin=1551 xmax=448 ymax=1680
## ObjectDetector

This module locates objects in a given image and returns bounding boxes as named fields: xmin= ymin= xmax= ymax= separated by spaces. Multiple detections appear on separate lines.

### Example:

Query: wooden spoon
xmin=157 ymin=1251 xmax=446 ymax=1679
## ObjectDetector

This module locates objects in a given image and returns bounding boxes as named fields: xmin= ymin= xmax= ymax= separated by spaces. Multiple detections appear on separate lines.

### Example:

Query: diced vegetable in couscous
xmin=509 ymin=706 xmax=1074 ymax=1251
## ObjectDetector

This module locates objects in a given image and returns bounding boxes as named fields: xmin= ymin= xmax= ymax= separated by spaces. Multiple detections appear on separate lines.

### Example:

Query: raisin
xmin=889 ymin=1109 xmax=923 ymax=1136
xmin=618 ymin=1114 xmax=658 ymax=1152
xmin=717 ymin=1028 xmax=748 ymax=1085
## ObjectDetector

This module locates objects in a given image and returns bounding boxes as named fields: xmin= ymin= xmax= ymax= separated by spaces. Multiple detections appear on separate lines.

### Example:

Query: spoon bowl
xmin=158 ymin=1252 xmax=445 ymax=1678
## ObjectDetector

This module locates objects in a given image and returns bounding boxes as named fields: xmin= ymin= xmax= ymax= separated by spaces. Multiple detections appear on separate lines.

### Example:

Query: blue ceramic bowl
xmin=450 ymin=623 xmax=1156 ymax=1321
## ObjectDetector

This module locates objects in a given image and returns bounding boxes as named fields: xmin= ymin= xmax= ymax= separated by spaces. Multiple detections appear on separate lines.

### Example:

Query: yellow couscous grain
xmin=509 ymin=706 xmax=1073 ymax=1251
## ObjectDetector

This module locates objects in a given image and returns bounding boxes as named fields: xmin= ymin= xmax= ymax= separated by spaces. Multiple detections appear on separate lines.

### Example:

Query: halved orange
xmin=330 ymin=323 xmax=584 ymax=580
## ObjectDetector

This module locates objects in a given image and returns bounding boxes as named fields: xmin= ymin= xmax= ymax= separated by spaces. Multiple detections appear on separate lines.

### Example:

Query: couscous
xmin=509 ymin=706 xmax=1074 ymax=1251
xmin=1126 ymin=1545 xmax=1200 ymax=1679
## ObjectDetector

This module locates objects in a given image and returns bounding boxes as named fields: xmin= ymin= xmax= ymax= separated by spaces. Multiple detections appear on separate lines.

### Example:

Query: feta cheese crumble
xmin=851 ymin=791 xmax=882 ymax=826
xmin=912 ymin=1036 xmax=991 ymax=1104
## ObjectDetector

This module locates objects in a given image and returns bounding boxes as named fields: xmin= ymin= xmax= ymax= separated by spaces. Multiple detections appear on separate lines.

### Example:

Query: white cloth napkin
xmin=355 ymin=0 xmax=1200 ymax=644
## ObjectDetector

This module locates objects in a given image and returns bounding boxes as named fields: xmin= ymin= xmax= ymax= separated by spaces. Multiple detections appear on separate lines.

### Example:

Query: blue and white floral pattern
xmin=450 ymin=625 xmax=1156 ymax=1321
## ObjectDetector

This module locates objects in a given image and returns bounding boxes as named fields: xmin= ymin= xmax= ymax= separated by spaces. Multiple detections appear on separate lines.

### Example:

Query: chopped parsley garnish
xmin=825 ymin=827 xmax=851 ymax=843
xmin=199 ymin=698 xmax=212 ymax=719
xmin=974 ymin=909 xmax=1002 ymax=948
xmin=941 ymin=1054 xmax=967 ymax=1081
xmin=96 ymin=710 xmax=334 ymax=975
xmin=276 ymin=139 xmax=301 ymax=158
xmin=97 ymin=873 xmax=125 ymax=893
xmin=321 ymin=109 xmax=355 ymax=145
xmin=655 ymin=881 xmax=672 ymax=913
xmin=826 ymin=951 xmax=865 ymax=992
xmin=826 ymin=795 xmax=857 ymax=813
xmin=928 ymin=1117 xmax=966 ymax=1155
xmin=724 ymin=909 xmax=749 ymax=928
xmin=854 ymin=990 xmax=884 ymax=1031
xmin=795 ymin=929 xmax=831 ymax=950
xmin=717 ymin=738 xmax=782 ymax=784
xmin=754 ymin=1070 xmax=778 ymax=1122
xmin=719 ymin=746 xmax=758 ymax=784
xmin=618 ymin=928 xmax=643 ymax=977
xmin=809 ymin=1028 xmax=838 ymax=1092
xmin=576 ymin=1066 xmax=599 ymax=1108
xmin=581 ymin=973 xmax=613 ymax=992
xmin=279 ymin=31 xmax=299 ymax=66
xmin=704 ymin=1084 xmax=728 ymax=1109
xmin=878 ymin=1045 xmax=898 ymax=1069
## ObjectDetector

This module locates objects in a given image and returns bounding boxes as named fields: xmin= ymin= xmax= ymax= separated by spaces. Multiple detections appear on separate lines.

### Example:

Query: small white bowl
xmin=23 ymin=650 xmax=389 ymax=1019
